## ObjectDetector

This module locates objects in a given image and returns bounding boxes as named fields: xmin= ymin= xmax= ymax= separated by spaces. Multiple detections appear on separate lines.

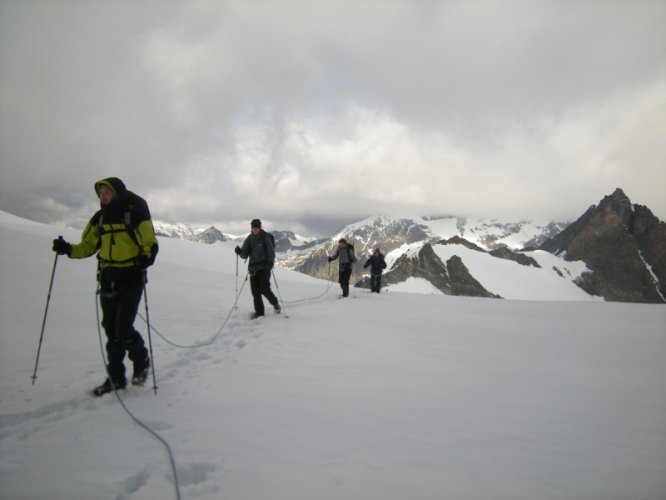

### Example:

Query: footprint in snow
xmin=118 ymin=465 xmax=152 ymax=496
xmin=175 ymin=462 xmax=217 ymax=487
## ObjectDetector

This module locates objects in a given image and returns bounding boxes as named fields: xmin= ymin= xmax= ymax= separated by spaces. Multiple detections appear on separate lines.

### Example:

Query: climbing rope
xmin=139 ymin=268 xmax=338 ymax=347
xmin=279 ymin=262 xmax=336 ymax=305
xmin=138 ymin=273 xmax=248 ymax=349
xmin=280 ymin=278 xmax=335 ymax=305
xmin=94 ymin=287 xmax=181 ymax=500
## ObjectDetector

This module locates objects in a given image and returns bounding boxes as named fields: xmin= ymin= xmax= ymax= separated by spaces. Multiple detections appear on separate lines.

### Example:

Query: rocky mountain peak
xmin=336 ymin=216 xmax=430 ymax=256
xmin=540 ymin=188 xmax=665 ymax=303
xmin=194 ymin=226 xmax=228 ymax=244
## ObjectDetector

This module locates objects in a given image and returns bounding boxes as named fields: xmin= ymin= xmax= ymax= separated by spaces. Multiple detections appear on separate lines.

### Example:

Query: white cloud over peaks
xmin=227 ymin=107 xmax=439 ymax=214
xmin=1 ymin=0 xmax=664 ymax=233
xmin=150 ymin=77 xmax=666 ymax=229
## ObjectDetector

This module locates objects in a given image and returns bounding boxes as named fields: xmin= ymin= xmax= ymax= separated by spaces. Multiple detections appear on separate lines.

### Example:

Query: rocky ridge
xmin=540 ymin=188 xmax=665 ymax=303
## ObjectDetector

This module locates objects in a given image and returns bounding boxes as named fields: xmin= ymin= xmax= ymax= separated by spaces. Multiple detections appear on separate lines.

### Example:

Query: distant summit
xmin=540 ymin=188 xmax=666 ymax=303
xmin=194 ymin=226 xmax=228 ymax=244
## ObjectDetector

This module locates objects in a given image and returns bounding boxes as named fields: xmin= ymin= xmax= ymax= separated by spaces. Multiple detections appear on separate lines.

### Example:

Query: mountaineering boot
xmin=131 ymin=357 xmax=150 ymax=386
xmin=273 ymin=303 xmax=281 ymax=314
xmin=92 ymin=377 xmax=127 ymax=397
xmin=250 ymin=312 xmax=263 ymax=320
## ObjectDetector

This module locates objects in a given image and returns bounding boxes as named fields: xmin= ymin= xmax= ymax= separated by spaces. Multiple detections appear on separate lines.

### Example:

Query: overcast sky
xmin=1 ymin=0 xmax=664 ymax=236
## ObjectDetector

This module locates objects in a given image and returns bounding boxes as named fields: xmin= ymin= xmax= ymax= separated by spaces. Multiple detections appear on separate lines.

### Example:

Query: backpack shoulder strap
xmin=346 ymin=244 xmax=356 ymax=262
xmin=97 ymin=205 xmax=140 ymax=247
xmin=124 ymin=207 xmax=140 ymax=246
xmin=263 ymin=231 xmax=275 ymax=248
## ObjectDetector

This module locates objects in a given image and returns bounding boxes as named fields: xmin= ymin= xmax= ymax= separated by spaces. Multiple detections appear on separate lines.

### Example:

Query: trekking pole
xmin=32 ymin=237 xmax=63 ymax=384
xmin=271 ymin=269 xmax=288 ymax=318
xmin=235 ymin=254 xmax=239 ymax=310
xmin=142 ymin=271 xmax=158 ymax=395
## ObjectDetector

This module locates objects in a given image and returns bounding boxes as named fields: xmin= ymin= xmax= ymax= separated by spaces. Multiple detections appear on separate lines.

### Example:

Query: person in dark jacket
xmin=235 ymin=219 xmax=281 ymax=318
xmin=327 ymin=238 xmax=357 ymax=297
xmin=52 ymin=177 xmax=158 ymax=396
xmin=364 ymin=248 xmax=387 ymax=293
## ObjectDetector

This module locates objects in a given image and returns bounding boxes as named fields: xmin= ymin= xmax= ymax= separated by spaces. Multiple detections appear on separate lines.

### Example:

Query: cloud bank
xmin=1 ymin=0 xmax=664 ymax=235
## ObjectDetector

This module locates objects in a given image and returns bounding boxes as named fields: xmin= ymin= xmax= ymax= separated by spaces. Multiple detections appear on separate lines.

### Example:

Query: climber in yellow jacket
xmin=52 ymin=177 xmax=158 ymax=396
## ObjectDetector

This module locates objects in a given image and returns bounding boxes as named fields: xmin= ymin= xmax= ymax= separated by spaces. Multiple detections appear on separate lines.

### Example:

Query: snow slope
xmin=432 ymin=244 xmax=594 ymax=301
xmin=1 ymin=212 xmax=665 ymax=500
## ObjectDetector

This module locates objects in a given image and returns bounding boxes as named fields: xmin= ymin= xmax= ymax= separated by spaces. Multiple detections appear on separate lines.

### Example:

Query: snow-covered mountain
xmin=276 ymin=214 xmax=582 ymax=299
xmin=270 ymin=230 xmax=323 ymax=252
xmin=153 ymin=221 xmax=232 ymax=242
xmin=279 ymin=215 xmax=565 ymax=264
xmin=152 ymin=216 xmax=571 ymax=299
xmin=154 ymin=214 xmax=565 ymax=250
xmin=153 ymin=220 xmax=319 ymax=250
xmin=152 ymin=215 xmax=580 ymax=299
xmin=277 ymin=190 xmax=666 ymax=303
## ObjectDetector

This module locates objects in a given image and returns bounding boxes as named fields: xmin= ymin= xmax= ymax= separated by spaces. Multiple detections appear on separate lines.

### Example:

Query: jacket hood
xmin=94 ymin=177 xmax=127 ymax=201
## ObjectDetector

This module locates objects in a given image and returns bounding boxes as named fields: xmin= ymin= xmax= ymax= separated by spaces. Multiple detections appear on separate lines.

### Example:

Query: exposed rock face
xmin=540 ymin=188 xmax=665 ymax=303
xmin=356 ymin=243 xmax=499 ymax=298
xmin=270 ymin=231 xmax=321 ymax=253
xmin=442 ymin=236 xmax=540 ymax=268
xmin=442 ymin=236 xmax=486 ymax=252
xmin=632 ymin=204 xmax=666 ymax=298
xmin=380 ymin=243 xmax=452 ymax=293
xmin=488 ymin=247 xmax=541 ymax=268
xmin=521 ymin=222 xmax=569 ymax=250
xmin=295 ymin=217 xmax=430 ymax=281
xmin=446 ymin=255 xmax=500 ymax=297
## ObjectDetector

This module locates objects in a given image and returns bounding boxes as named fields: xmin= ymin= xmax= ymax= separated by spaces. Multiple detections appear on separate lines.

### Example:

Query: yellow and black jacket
xmin=70 ymin=178 xmax=158 ymax=270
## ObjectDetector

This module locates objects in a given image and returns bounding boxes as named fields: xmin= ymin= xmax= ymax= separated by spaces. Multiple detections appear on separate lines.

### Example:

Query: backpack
xmin=263 ymin=231 xmax=275 ymax=249
xmin=346 ymin=242 xmax=357 ymax=263
xmin=97 ymin=192 xmax=158 ymax=266
xmin=97 ymin=192 xmax=146 ymax=241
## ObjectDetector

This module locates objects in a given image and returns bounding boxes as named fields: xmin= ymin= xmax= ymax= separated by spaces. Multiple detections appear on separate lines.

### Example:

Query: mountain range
xmin=154 ymin=188 xmax=665 ymax=303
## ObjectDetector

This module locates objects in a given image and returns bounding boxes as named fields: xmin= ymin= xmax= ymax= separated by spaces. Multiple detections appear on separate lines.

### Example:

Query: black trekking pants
xmin=250 ymin=268 xmax=278 ymax=315
xmin=339 ymin=265 xmax=352 ymax=297
xmin=370 ymin=273 xmax=382 ymax=293
xmin=99 ymin=267 xmax=148 ymax=381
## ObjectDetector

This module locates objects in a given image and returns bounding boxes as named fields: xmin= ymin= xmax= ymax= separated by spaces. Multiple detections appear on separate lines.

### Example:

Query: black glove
xmin=268 ymin=261 xmax=274 ymax=269
xmin=327 ymin=256 xmax=332 ymax=262
xmin=52 ymin=237 xmax=71 ymax=256
xmin=235 ymin=246 xmax=241 ymax=255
